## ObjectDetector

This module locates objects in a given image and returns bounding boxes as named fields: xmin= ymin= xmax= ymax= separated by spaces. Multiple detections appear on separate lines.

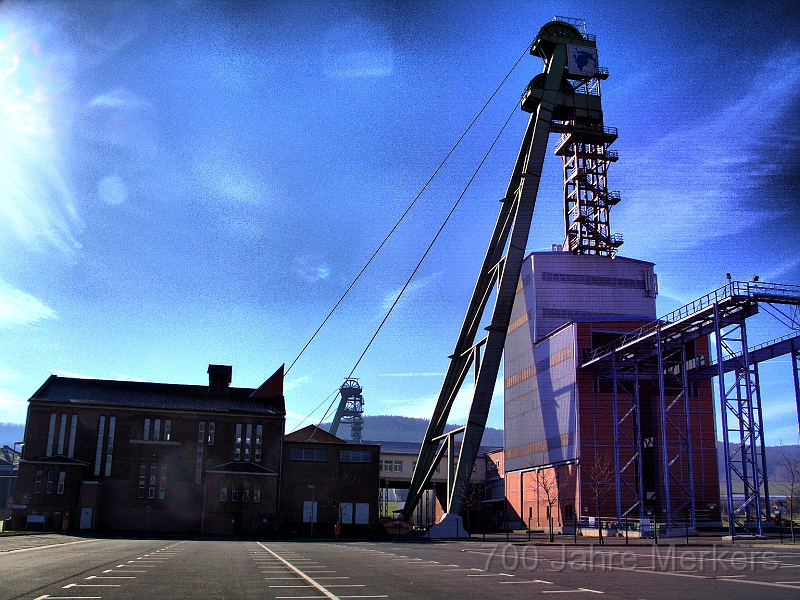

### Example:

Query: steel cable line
xmin=296 ymin=102 xmax=519 ymax=434
xmin=342 ymin=101 xmax=519 ymax=394
xmin=285 ymin=45 xmax=529 ymax=376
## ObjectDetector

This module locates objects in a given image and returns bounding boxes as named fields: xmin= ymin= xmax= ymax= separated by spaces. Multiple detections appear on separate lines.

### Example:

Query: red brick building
xmin=12 ymin=365 xmax=285 ymax=535
xmin=281 ymin=425 xmax=380 ymax=532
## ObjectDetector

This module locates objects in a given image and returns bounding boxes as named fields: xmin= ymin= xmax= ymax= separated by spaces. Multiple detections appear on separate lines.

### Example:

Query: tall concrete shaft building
xmin=503 ymin=250 xmax=721 ymax=530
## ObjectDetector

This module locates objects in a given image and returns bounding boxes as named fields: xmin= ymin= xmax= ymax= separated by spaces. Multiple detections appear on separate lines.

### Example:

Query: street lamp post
xmin=307 ymin=485 xmax=315 ymax=538
xmin=3 ymin=442 xmax=24 ymax=530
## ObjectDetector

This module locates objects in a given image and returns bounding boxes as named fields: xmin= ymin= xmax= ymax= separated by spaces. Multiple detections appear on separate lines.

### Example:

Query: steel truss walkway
xmin=582 ymin=280 xmax=800 ymax=537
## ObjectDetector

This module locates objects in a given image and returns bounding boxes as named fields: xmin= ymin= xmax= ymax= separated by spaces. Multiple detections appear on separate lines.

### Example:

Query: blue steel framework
xmin=585 ymin=281 xmax=800 ymax=536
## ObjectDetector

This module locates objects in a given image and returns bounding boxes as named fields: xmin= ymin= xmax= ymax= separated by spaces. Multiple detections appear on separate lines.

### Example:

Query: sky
xmin=0 ymin=0 xmax=799 ymax=445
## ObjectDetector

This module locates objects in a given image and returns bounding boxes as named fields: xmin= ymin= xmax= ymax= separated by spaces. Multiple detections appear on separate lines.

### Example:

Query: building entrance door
xmin=79 ymin=508 xmax=92 ymax=530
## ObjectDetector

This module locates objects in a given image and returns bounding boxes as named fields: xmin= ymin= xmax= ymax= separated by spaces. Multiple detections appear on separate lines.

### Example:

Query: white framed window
xmin=164 ymin=420 xmax=171 ymax=441
xmin=104 ymin=417 xmax=116 ymax=477
xmin=46 ymin=413 xmax=56 ymax=457
xmin=34 ymin=470 xmax=43 ymax=494
xmin=243 ymin=482 xmax=250 ymax=502
xmin=290 ymin=448 xmax=328 ymax=461
xmin=148 ymin=462 xmax=157 ymax=499
xmin=244 ymin=423 xmax=252 ymax=461
xmin=196 ymin=421 xmax=205 ymax=484
xmin=153 ymin=419 xmax=161 ymax=441
xmin=138 ymin=463 xmax=146 ymax=498
xmin=57 ymin=471 xmax=65 ymax=495
xmin=143 ymin=418 xmax=151 ymax=441
xmin=340 ymin=450 xmax=371 ymax=463
xmin=207 ymin=422 xmax=215 ymax=445
xmin=253 ymin=485 xmax=260 ymax=503
xmin=231 ymin=486 xmax=238 ymax=502
xmin=67 ymin=415 xmax=77 ymax=458
xmin=159 ymin=464 xmax=167 ymax=500
xmin=234 ymin=424 xmax=242 ymax=460
xmin=57 ymin=414 xmax=67 ymax=455
xmin=220 ymin=481 xmax=227 ymax=502
xmin=94 ymin=416 xmax=106 ymax=476
xmin=255 ymin=424 xmax=263 ymax=462
xmin=45 ymin=471 xmax=54 ymax=494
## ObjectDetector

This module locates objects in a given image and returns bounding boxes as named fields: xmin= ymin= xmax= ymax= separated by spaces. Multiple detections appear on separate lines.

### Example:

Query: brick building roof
xmin=29 ymin=374 xmax=285 ymax=416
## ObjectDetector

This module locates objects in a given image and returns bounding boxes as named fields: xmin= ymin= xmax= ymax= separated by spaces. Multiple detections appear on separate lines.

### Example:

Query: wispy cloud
xmin=285 ymin=375 xmax=310 ymax=392
xmin=619 ymin=46 xmax=800 ymax=256
xmin=325 ymin=50 xmax=393 ymax=79
xmin=0 ymin=280 xmax=56 ymax=327
xmin=380 ymin=273 xmax=440 ymax=313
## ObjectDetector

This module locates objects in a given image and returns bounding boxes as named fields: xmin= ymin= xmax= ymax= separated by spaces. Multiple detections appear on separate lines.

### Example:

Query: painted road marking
xmin=499 ymin=579 xmax=554 ymax=585
xmin=542 ymin=589 xmax=604 ymax=594
xmin=63 ymin=584 xmax=121 ymax=588
xmin=467 ymin=573 xmax=513 ymax=577
xmin=85 ymin=576 xmax=135 ymax=580
xmin=33 ymin=596 xmax=102 ymax=600
xmin=258 ymin=543 xmax=346 ymax=600
xmin=2 ymin=539 xmax=100 ymax=555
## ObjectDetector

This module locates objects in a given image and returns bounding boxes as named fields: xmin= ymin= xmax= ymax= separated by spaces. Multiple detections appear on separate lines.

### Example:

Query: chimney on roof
xmin=208 ymin=364 xmax=232 ymax=395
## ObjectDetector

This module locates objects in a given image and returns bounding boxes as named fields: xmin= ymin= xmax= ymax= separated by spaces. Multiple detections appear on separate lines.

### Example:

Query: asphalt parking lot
xmin=1 ymin=534 xmax=799 ymax=599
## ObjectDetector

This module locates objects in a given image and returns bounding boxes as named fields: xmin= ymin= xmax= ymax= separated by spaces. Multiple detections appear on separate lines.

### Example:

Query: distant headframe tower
xmin=329 ymin=378 xmax=365 ymax=443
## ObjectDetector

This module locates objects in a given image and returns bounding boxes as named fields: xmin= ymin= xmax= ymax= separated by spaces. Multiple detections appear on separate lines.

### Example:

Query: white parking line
xmin=542 ymin=589 xmax=604 ymax=595
xmin=499 ymin=579 xmax=553 ymax=585
xmin=258 ymin=543 xmax=342 ymax=600
xmin=63 ymin=584 xmax=121 ymax=588
xmin=85 ymin=576 xmax=135 ymax=580
xmin=2 ymin=539 xmax=100 ymax=555
xmin=33 ymin=596 xmax=102 ymax=600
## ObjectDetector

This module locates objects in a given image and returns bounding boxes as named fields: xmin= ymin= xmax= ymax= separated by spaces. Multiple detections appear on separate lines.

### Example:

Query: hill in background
xmin=717 ymin=441 xmax=799 ymax=486
xmin=325 ymin=415 xmax=504 ymax=448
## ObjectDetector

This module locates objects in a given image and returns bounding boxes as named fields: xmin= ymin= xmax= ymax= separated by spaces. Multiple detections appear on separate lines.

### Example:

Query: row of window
xmin=220 ymin=481 xmax=261 ymax=503
xmin=143 ymin=418 xmax=172 ymax=441
xmin=46 ymin=413 xmax=78 ymax=458
xmin=138 ymin=462 xmax=167 ymax=500
xmin=234 ymin=423 xmax=262 ymax=462
xmin=33 ymin=470 xmax=65 ymax=495
xmin=289 ymin=449 xmax=373 ymax=463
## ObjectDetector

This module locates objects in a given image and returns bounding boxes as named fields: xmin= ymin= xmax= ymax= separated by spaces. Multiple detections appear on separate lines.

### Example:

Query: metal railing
xmin=583 ymin=281 xmax=800 ymax=364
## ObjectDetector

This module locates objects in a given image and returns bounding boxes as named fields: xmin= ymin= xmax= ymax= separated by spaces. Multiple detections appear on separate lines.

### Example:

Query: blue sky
xmin=1 ymin=0 xmax=798 ymax=445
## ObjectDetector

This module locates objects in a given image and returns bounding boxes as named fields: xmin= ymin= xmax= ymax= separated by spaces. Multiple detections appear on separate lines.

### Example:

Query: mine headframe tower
xmin=329 ymin=378 xmax=365 ymax=443
xmin=401 ymin=17 xmax=615 ymax=530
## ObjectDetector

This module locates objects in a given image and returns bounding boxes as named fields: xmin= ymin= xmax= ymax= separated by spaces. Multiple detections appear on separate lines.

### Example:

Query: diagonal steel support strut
xmin=402 ymin=19 xmax=599 ymax=521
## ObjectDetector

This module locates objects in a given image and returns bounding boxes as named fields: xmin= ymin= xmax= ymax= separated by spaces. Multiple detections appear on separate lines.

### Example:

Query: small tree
xmin=777 ymin=445 xmax=800 ymax=543
xmin=581 ymin=453 xmax=615 ymax=543
xmin=533 ymin=465 xmax=572 ymax=542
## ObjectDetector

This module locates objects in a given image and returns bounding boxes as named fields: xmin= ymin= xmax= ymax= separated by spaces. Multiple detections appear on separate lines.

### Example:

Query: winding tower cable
xmin=285 ymin=45 xmax=530 ymax=376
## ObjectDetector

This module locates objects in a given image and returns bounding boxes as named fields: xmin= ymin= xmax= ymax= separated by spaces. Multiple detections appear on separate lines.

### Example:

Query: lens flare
xmin=0 ymin=13 xmax=79 ymax=253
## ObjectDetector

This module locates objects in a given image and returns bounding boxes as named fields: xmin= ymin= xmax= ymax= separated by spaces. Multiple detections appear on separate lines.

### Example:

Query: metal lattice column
xmin=713 ymin=303 xmax=767 ymax=536
xmin=655 ymin=331 xmax=696 ymax=529
xmin=611 ymin=356 xmax=645 ymax=523
xmin=793 ymin=339 xmax=800 ymax=438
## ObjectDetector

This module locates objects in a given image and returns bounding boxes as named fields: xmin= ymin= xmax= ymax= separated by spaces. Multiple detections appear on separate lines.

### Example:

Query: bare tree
xmin=581 ymin=453 xmax=615 ymax=543
xmin=777 ymin=445 xmax=800 ymax=543
xmin=533 ymin=465 xmax=572 ymax=542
